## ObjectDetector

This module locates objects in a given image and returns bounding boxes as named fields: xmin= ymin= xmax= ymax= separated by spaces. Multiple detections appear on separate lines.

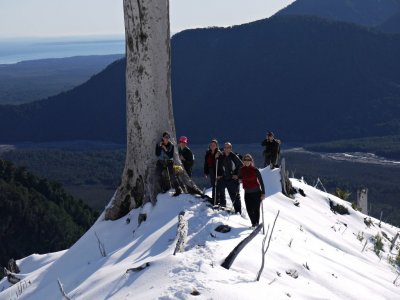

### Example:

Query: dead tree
xmin=57 ymin=279 xmax=72 ymax=300
xmin=256 ymin=211 xmax=280 ymax=281
xmin=126 ymin=262 xmax=150 ymax=273
xmin=391 ymin=232 xmax=399 ymax=251
xmin=105 ymin=0 xmax=202 ymax=221
xmin=221 ymin=224 xmax=263 ymax=270
xmin=173 ymin=211 xmax=188 ymax=255
xmin=95 ymin=232 xmax=107 ymax=257
xmin=3 ymin=267 xmax=21 ymax=284
xmin=7 ymin=258 xmax=20 ymax=274
xmin=280 ymin=158 xmax=294 ymax=198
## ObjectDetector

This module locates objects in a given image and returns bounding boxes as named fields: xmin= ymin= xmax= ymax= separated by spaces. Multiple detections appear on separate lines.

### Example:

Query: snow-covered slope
xmin=1 ymin=168 xmax=400 ymax=299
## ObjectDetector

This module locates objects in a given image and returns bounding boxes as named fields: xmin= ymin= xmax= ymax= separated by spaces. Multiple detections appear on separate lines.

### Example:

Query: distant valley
xmin=1 ymin=142 xmax=400 ymax=227
xmin=0 ymin=54 xmax=123 ymax=105
xmin=1 ymin=15 xmax=400 ymax=145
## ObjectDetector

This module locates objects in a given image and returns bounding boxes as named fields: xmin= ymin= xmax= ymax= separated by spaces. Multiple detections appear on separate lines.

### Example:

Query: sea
xmin=0 ymin=36 xmax=125 ymax=64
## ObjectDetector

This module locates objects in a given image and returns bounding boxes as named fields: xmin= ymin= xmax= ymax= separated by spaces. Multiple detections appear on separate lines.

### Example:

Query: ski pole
xmin=261 ymin=199 xmax=265 ymax=235
xmin=214 ymin=158 xmax=219 ymax=206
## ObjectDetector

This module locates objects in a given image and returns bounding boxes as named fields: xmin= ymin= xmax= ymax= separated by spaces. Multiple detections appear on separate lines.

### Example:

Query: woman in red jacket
xmin=239 ymin=154 xmax=265 ymax=227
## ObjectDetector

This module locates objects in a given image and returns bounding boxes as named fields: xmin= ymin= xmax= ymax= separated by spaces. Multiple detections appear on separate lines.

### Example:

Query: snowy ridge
xmin=1 ymin=168 xmax=399 ymax=299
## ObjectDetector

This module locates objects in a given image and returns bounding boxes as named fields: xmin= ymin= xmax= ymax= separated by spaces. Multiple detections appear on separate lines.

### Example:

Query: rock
xmin=215 ymin=225 xmax=231 ymax=233
xmin=286 ymin=269 xmax=299 ymax=279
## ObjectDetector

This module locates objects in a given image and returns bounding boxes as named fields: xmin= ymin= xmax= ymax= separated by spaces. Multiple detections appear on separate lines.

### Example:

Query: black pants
xmin=156 ymin=160 xmax=180 ymax=192
xmin=244 ymin=191 xmax=262 ymax=226
xmin=183 ymin=162 xmax=192 ymax=177
xmin=219 ymin=179 xmax=241 ymax=213
xmin=263 ymin=154 xmax=278 ymax=168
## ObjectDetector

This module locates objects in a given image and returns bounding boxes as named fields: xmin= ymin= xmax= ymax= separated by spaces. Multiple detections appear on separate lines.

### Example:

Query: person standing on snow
xmin=261 ymin=131 xmax=281 ymax=169
xmin=178 ymin=136 xmax=194 ymax=177
xmin=155 ymin=131 xmax=182 ymax=196
xmin=216 ymin=142 xmax=243 ymax=214
xmin=204 ymin=139 xmax=222 ymax=204
xmin=239 ymin=154 xmax=265 ymax=227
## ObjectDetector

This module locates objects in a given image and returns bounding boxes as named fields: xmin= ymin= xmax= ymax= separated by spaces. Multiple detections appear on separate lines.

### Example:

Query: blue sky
xmin=0 ymin=0 xmax=294 ymax=38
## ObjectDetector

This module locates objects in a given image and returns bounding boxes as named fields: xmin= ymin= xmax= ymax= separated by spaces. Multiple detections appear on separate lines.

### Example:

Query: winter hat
xmin=179 ymin=136 xmax=188 ymax=143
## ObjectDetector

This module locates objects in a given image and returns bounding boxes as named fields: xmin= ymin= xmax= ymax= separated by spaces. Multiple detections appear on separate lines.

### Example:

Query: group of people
xmin=155 ymin=132 xmax=194 ymax=197
xmin=155 ymin=131 xmax=281 ymax=227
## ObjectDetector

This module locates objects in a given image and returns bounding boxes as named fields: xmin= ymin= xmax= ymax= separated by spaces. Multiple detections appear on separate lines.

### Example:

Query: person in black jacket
xmin=155 ymin=131 xmax=182 ymax=196
xmin=178 ymin=136 xmax=194 ymax=177
xmin=261 ymin=131 xmax=281 ymax=169
xmin=216 ymin=142 xmax=243 ymax=214
xmin=204 ymin=139 xmax=222 ymax=205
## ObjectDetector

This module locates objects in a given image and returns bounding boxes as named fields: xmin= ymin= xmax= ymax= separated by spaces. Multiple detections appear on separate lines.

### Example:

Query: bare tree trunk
xmin=105 ymin=0 xmax=204 ymax=221
xmin=105 ymin=0 xmax=175 ymax=220
xmin=221 ymin=224 xmax=263 ymax=270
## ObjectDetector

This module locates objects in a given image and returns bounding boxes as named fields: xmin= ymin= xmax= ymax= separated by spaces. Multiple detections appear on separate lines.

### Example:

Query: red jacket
xmin=239 ymin=166 xmax=265 ymax=194
xmin=203 ymin=149 xmax=221 ymax=175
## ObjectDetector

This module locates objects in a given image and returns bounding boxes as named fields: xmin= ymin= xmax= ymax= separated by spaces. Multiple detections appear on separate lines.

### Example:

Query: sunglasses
xmin=163 ymin=136 xmax=170 ymax=139
xmin=243 ymin=158 xmax=252 ymax=162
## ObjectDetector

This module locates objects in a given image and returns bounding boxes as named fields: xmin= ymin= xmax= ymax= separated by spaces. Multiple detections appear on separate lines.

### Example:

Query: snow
xmin=1 ymin=168 xmax=400 ymax=299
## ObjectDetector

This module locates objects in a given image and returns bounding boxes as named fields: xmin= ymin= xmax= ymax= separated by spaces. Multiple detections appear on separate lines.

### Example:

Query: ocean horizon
xmin=0 ymin=36 xmax=125 ymax=64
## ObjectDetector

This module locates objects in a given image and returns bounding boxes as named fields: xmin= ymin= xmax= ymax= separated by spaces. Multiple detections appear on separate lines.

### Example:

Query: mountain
xmin=0 ymin=59 xmax=126 ymax=143
xmin=1 ymin=169 xmax=399 ymax=299
xmin=172 ymin=15 xmax=400 ymax=143
xmin=0 ymin=55 xmax=123 ymax=105
xmin=277 ymin=0 xmax=400 ymax=26
xmin=0 ymin=159 xmax=98 ymax=277
xmin=378 ymin=10 xmax=400 ymax=33
xmin=1 ymin=16 xmax=400 ymax=144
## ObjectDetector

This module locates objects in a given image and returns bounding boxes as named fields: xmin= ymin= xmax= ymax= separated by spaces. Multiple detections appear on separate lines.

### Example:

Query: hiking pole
xmin=214 ymin=159 xmax=219 ymax=207
xmin=261 ymin=199 xmax=265 ymax=235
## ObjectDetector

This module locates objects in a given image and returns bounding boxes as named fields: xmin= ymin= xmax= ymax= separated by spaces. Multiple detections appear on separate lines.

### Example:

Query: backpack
xmin=235 ymin=152 xmax=243 ymax=161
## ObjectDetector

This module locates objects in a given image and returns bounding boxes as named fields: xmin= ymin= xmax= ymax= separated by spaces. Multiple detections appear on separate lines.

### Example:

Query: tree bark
xmin=105 ymin=0 xmax=175 ymax=220
xmin=221 ymin=224 xmax=263 ymax=270
xmin=105 ymin=0 xmax=204 ymax=221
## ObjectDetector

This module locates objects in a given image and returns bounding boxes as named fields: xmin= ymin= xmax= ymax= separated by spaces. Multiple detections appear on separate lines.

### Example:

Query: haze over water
xmin=0 ymin=36 xmax=125 ymax=64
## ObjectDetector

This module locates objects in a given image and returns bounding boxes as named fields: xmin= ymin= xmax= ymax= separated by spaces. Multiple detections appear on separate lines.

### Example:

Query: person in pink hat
xmin=178 ymin=136 xmax=194 ymax=177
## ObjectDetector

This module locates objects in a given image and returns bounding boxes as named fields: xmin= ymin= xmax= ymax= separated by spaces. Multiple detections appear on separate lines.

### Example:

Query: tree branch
xmin=256 ymin=210 xmax=280 ymax=281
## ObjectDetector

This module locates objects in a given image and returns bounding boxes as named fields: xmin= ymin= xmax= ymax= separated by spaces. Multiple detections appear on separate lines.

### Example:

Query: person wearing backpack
xmin=216 ymin=142 xmax=243 ymax=214
xmin=178 ymin=136 xmax=194 ymax=177
xmin=261 ymin=131 xmax=281 ymax=169
xmin=155 ymin=131 xmax=182 ymax=196
xmin=204 ymin=139 xmax=222 ymax=204
xmin=239 ymin=154 xmax=265 ymax=227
